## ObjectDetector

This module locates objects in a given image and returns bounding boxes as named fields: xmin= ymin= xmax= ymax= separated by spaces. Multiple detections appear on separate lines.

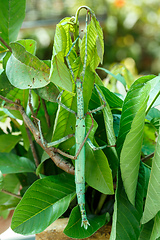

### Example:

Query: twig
xmin=25 ymin=126 xmax=39 ymax=167
xmin=141 ymin=152 xmax=154 ymax=162
xmin=1 ymin=189 xmax=21 ymax=199
xmin=42 ymin=98 xmax=51 ymax=128
xmin=0 ymin=37 xmax=12 ymax=52
xmin=0 ymin=95 xmax=75 ymax=175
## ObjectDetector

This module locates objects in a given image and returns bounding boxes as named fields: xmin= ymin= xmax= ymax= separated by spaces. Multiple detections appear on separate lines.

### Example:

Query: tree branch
xmin=0 ymin=37 xmax=12 ymax=52
xmin=1 ymin=189 xmax=21 ymax=199
xmin=0 ymin=95 xmax=75 ymax=175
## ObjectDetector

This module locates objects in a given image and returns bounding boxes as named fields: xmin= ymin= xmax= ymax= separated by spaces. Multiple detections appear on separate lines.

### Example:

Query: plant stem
xmin=25 ymin=126 xmax=39 ymax=167
xmin=141 ymin=152 xmax=154 ymax=162
xmin=0 ymin=94 xmax=75 ymax=175
xmin=42 ymin=99 xmax=50 ymax=128
xmin=95 ymin=194 xmax=107 ymax=214
xmin=146 ymin=91 xmax=160 ymax=116
xmin=1 ymin=189 xmax=21 ymax=199
xmin=0 ymin=37 xmax=12 ymax=52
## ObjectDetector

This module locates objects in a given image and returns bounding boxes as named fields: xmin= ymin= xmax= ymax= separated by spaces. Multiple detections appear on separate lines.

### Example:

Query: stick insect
xmin=37 ymin=9 xmax=113 ymax=229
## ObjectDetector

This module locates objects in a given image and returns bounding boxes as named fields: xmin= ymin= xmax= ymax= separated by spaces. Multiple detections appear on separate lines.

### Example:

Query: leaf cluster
xmin=0 ymin=2 xmax=160 ymax=239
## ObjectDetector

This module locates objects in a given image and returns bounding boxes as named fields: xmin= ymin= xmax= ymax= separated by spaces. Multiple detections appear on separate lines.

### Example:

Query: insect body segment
xmin=36 ymin=9 xmax=111 ymax=230
xmin=75 ymin=78 xmax=90 ymax=228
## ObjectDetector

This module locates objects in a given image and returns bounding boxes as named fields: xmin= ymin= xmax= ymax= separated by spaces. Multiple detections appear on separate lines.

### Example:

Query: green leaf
xmin=116 ymin=75 xmax=155 ymax=157
xmin=89 ymin=85 xmax=123 ymax=113
xmin=16 ymin=39 xmax=37 ymax=55
xmin=0 ymin=70 xmax=14 ymax=97
xmin=52 ymin=17 xmax=73 ymax=58
xmin=50 ymin=53 xmax=73 ymax=92
xmin=64 ymin=205 xmax=107 ymax=239
xmin=6 ymin=42 xmax=50 ymax=89
xmin=34 ymin=82 xmax=60 ymax=102
xmin=150 ymin=212 xmax=160 ymax=240
xmin=142 ymin=133 xmax=160 ymax=224
xmin=142 ymin=123 xmax=156 ymax=155
xmin=11 ymin=173 xmax=76 ymax=235
xmin=80 ymin=17 xmax=104 ymax=70
xmin=110 ymin=175 xmax=142 ymax=240
xmin=97 ymin=67 xmax=127 ymax=87
xmin=0 ymin=0 xmax=26 ymax=44
xmin=0 ymin=134 xmax=21 ymax=153
xmin=0 ymin=152 xmax=36 ymax=174
xmin=120 ymin=91 xmax=149 ymax=205
xmin=86 ymin=146 xmax=114 ymax=194
xmin=51 ymin=91 xmax=76 ymax=150
xmin=80 ymin=18 xmax=97 ymax=66
xmin=139 ymin=220 xmax=154 ymax=240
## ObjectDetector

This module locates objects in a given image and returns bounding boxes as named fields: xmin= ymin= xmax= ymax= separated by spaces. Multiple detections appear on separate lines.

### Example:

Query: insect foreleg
xmin=89 ymin=84 xmax=106 ymax=114
xmin=56 ymin=90 xmax=76 ymax=115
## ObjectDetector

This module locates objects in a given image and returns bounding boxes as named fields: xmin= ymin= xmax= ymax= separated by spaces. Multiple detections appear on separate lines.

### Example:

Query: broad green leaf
xmin=100 ymin=85 xmax=123 ymax=108
xmin=0 ymin=70 xmax=14 ymax=97
xmin=0 ymin=152 xmax=36 ymax=174
xmin=52 ymin=17 xmax=74 ymax=58
xmin=80 ymin=17 xmax=104 ymax=70
xmin=147 ymin=107 xmax=160 ymax=121
xmin=50 ymin=53 xmax=73 ymax=92
xmin=94 ymin=85 xmax=118 ymax=176
xmin=0 ymin=134 xmax=21 ymax=153
xmin=142 ymin=133 xmax=160 ymax=224
xmin=11 ymin=173 xmax=75 ymax=235
xmin=94 ymin=16 xmax=104 ymax=63
xmin=84 ymin=114 xmax=114 ymax=194
xmin=86 ymin=145 xmax=114 ymax=194
xmin=64 ymin=205 xmax=107 ymax=239
xmin=34 ymin=82 xmax=60 ymax=102
xmin=97 ymin=67 xmax=127 ymax=87
xmin=51 ymin=91 xmax=76 ymax=150
xmin=146 ymin=76 xmax=160 ymax=110
xmin=0 ymin=0 xmax=26 ymax=44
xmin=80 ymin=18 xmax=98 ymax=67
xmin=83 ymin=66 xmax=96 ymax=113
xmin=116 ymin=75 xmax=155 ymax=157
xmin=110 ymin=174 xmax=142 ymax=240
xmin=120 ymin=91 xmax=149 ymax=205
xmin=139 ymin=220 xmax=154 ymax=240
xmin=150 ymin=212 xmax=160 ymax=240
xmin=6 ymin=42 xmax=50 ymax=89
xmin=142 ymin=123 xmax=156 ymax=155
xmin=16 ymin=39 xmax=37 ymax=55
xmin=89 ymin=85 xmax=123 ymax=111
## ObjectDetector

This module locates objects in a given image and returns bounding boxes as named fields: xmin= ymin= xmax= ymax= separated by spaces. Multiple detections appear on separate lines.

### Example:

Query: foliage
xmin=0 ymin=1 xmax=160 ymax=239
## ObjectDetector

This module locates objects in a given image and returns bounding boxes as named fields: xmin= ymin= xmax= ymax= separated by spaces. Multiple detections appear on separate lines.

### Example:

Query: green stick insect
xmin=37 ymin=7 xmax=113 ymax=229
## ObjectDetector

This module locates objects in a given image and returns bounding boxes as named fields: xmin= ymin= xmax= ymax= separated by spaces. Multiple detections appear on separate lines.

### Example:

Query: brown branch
xmin=35 ymin=96 xmax=41 ymax=116
xmin=1 ymin=189 xmax=21 ymax=199
xmin=141 ymin=152 xmax=154 ymax=162
xmin=42 ymin=98 xmax=51 ymax=128
xmin=15 ymin=102 xmax=75 ymax=175
xmin=0 ymin=95 xmax=75 ymax=175
xmin=0 ymin=37 xmax=12 ymax=52
xmin=25 ymin=126 xmax=39 ymax=167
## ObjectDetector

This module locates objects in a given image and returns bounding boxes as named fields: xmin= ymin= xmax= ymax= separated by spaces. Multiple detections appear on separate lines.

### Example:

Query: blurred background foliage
xmin=20 ymin=0 xmax=160 ymax=77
